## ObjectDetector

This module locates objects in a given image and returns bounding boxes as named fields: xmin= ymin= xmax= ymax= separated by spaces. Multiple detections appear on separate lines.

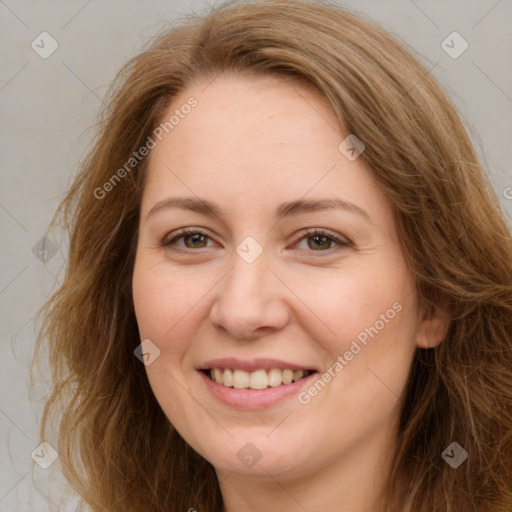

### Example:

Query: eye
xmin=162 ymin=228 xmax=216 ymax=250
xmin=293 ymin=228 xmax=351 ymax=256
xmin=161 ymin=227 xmax=351 ymax=256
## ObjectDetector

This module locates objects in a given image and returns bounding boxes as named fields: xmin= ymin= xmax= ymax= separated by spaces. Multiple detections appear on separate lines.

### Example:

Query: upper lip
xmin=197 ymin=357 xmax=318 ymax=372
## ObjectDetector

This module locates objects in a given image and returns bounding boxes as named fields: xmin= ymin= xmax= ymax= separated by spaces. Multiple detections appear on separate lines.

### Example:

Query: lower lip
xmin=198 ymin=370 xmax=318 ymax=410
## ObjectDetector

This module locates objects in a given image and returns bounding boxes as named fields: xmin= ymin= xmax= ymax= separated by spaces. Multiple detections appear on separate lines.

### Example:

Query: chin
xmin=193 ymin=430 xmax=321 ymax=480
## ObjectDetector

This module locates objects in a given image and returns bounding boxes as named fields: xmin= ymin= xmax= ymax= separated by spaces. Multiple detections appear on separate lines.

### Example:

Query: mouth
xmin=200 ymin=367 xmax=316 ymax=390
xmin=196 ymin=357 xmax=321 ymax=409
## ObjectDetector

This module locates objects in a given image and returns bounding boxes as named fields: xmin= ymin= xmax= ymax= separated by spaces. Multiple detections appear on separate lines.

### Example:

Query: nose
xmin=209 ymin=248 xmax=290 ymax=340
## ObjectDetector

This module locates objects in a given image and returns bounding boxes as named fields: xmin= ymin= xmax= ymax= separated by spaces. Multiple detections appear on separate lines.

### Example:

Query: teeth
xmin=208 ymin=368 xmax=311 ymax=389
xmin=268 ymin=368 xmax=282 ymax=387
xmin=223 ymin=368 xmax=233 ymax=387
xmin=293 ymin=370 xmax=304 ymax=382
xmin=249 ymin=369 xmax=268 ymax=389
xmin=213 ymin=368 xmax=223 ymax=384
xmin=233 ymin=369 xmax=250 ymax=389
xmin=282 ymin=369 xmax=294 ymax=384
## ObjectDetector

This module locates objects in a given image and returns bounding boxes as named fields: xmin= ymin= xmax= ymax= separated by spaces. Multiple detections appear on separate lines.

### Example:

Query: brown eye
xmin=295 ymin=228 xmax=351 ymax=256
xmin=307 ymin=234 xmax=334 ymax=251
xmin=182 ymin=232 xmax=208 ymax=248
xmin=162 ymin=229 xmax=214 ymax=250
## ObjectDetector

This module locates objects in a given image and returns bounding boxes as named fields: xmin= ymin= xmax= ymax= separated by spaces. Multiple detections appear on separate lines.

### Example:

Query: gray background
xmin=1 ymin=1 xmax=511 ymax=510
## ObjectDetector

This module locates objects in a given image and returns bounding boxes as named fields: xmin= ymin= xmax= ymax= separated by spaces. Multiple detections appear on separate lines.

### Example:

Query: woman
xmin=31 ymin=0 xmax=512 ymax=511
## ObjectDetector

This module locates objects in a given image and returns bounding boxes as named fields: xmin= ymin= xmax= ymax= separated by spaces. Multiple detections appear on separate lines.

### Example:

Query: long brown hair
xmin=31 ymin=1 xmax=512 ymax=510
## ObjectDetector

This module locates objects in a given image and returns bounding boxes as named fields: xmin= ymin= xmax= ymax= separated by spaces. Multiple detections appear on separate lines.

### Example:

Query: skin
xmin=131 ymin=73 xmax=449 ymax=512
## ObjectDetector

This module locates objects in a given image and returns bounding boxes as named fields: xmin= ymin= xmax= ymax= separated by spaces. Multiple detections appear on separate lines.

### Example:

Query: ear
xmin=416 ymin=303 xmax=450 ymax=349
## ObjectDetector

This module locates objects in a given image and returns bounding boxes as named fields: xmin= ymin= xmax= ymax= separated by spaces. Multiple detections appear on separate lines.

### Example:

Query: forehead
xmin=142 ymin=74 xmax=390 ymax=222
xmin=162 ymin=74 xmax=340 ymax=158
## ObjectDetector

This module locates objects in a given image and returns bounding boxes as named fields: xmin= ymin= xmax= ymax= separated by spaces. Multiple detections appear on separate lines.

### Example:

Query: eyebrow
xmin=145 ymin=196 xmax=371 ymax=222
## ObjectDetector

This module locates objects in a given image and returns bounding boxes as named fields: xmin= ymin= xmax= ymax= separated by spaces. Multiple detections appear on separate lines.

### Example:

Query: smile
xmin=197 ymin=357 xmax=320 ymax=409
xmin=205 ymin=368 xmax=313 ymax=389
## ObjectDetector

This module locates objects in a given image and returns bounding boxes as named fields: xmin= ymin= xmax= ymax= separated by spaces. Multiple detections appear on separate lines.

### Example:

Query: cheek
xmin=132 ymin=254 xmax=203 ymax=342
xmin=303 ymin=262 xmax=414 ymax=349
xmin=132 ymin=255 xmax=204 ymax=428
xmin=302 ymin=261 xmax=417 ymax=411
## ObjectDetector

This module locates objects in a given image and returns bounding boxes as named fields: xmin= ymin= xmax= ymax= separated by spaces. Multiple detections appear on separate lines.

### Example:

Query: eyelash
xmin=161 ymin=227 xmax=351 ymax=257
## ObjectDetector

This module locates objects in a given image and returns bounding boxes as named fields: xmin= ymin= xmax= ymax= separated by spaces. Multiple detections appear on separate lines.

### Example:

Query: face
xmin=132 ymin=73 xmax=444 ymax=483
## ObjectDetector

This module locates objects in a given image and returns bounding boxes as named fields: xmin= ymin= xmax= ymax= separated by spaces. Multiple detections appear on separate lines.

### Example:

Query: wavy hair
xmin=31 ymin=1 xmax=512 ymax=510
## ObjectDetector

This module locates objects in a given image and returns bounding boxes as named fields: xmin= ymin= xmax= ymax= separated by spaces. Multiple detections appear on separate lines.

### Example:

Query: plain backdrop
xmin=1 ymin=1 xmax=511 ymax=510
